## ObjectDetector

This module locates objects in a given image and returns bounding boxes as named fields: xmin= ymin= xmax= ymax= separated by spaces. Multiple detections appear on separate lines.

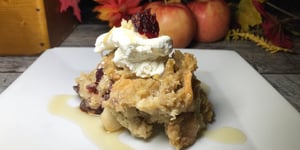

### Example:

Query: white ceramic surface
xmin=0 ymin=47 xmax=299 ymax=150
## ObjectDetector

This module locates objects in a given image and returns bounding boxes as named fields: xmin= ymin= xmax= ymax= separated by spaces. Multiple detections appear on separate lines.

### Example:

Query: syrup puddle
xmin=48 ymin=95 xmax=132 ymax=150
xmin=204 ymin=126 xmax=247 ymax=144
xmin=48 ymin=95 xmax=246 ymax=149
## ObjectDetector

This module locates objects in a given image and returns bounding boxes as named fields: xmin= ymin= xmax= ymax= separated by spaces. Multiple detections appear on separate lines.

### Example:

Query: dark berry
xmin=80 ymin=100 xmax=103 ymax=114
xmin=131 ymin=9 xmax=159 ymax=38
xmin=86 ymin=84 xmax=98 ymax=94
xmin=96 ymin=68 xmax=104 ymax=83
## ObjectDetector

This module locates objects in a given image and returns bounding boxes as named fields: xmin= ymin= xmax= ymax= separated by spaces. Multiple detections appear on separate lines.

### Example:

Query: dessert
xmin=74 ymin=9 xmax=214 ymax=150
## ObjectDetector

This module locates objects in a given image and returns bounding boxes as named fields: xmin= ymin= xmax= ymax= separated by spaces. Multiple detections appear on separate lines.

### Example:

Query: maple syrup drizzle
xmin=204 ymin=126 xmax=247 ymax=144
xmin=48 ymin=95 xmax=132 ymax=150
xmin=48 ymin=95 xmax=246 ymax=149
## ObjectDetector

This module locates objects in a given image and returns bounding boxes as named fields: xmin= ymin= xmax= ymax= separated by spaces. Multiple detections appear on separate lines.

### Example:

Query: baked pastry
xmin=74 ymin=10 xmax=214 ymax=150
xmin=74 ymin=50 xmax=213 ymax=149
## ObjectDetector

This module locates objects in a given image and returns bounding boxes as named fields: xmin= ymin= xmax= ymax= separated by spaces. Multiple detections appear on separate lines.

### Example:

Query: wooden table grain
xmin=1 ymin=24 xmax=299 ymax=112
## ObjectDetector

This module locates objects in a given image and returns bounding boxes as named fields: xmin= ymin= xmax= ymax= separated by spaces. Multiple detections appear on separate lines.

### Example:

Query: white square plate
xmin=0 ymin=47 xmax=299 ymax=150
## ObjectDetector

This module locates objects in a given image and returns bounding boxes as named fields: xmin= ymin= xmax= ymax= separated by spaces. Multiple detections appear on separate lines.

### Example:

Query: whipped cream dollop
xmin=94 ymin=20 xmax=173 ymax=78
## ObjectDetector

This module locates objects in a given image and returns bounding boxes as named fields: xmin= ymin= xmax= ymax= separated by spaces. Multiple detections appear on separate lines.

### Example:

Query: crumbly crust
xmin=74 ymin=50 xmax=214 ymax=149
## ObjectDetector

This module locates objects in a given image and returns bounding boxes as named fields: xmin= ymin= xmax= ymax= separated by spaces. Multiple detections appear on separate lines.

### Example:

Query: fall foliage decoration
xmin=227 ymin=29 xmax=293 ymax=53
xmin=93 ymin=0 xmax=142 ymax=27
xmin=230 ymin=0 xmax=299 ymax=53
xmin=59 ymin=0 xmax=82 ymax=22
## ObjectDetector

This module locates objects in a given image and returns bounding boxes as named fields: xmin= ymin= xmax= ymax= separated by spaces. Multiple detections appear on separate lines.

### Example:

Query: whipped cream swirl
xmin=94 ymin=20 xmax=173 ymax=78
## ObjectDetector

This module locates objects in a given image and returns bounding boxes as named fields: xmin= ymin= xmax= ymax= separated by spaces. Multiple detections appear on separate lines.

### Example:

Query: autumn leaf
xmin=94 ymin=0 xmax=142 ymax=27
xmin=236 ymin=0 xmax=262 ymax=31
xmin=253 ymin=0 xmax=293 ymax=48
xmin=256 ymin=0 xmax=265 ymax=3
xmin=59 ymin=0 xmax=81 ymax=22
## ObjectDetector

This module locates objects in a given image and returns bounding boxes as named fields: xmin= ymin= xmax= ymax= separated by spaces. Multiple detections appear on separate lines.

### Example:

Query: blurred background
xmin=79 ymin=0 xmax=299 ymax=24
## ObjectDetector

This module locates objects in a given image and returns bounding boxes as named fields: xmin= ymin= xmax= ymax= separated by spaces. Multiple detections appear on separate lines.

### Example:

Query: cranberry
xmin=96 ymin=68 xmax=104 ymax=83
xmin=86 ymin=84 xmax=98 ymax=94
xmin=131 ymin=9 xmax=159 ymax=38
xmin=80 ymin=101 xmax=103 ymax=114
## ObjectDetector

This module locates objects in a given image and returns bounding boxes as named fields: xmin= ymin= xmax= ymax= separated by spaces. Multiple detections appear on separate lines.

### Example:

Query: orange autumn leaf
xmin=94 ymin=0 xmax=142 ymax=27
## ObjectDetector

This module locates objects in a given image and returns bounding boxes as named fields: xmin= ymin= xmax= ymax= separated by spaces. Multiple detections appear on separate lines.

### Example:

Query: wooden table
xmin=1 ymin=24 xmax=299 ymax=112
